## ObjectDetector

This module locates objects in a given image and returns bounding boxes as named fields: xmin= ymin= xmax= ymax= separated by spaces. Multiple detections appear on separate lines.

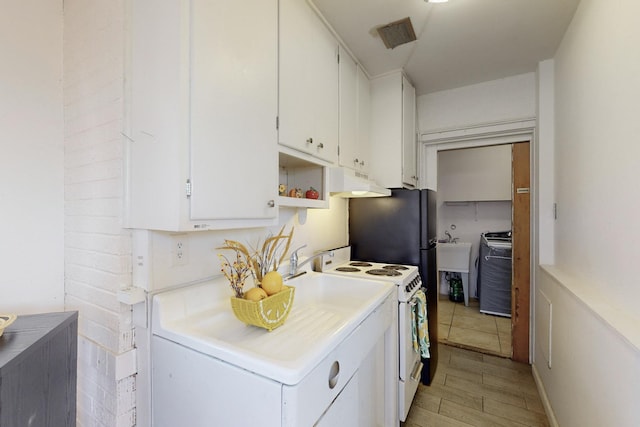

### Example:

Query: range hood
xmin=329 ymin=167 xmax=391 ymax=198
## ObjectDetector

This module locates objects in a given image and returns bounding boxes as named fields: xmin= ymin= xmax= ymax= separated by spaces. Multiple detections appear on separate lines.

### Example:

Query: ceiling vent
xmin=376 ymin=17 xmax=417 ymax=49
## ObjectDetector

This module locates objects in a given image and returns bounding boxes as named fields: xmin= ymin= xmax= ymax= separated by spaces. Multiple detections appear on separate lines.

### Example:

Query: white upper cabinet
xmin=438 ymin=145 xmax=512 ymax=202
xmin=338 ymin=48 xmax=371 ymax=176
xmin=338 ymin=47 xmax=358 ymax=170
xmin=126 ymin=0 xmax=278 ymax=231
xmin=401 ymin=75 xmax=417 ymax=186
xmin=189 ymin=0 xmax=278 ymax=221
xmin=370 ymin=72 xmax=417 ymax=188
xmin=356 ymin=66 xmax=372 ymax=176
xmin=279 ymin=0 xmax=339 ymax=164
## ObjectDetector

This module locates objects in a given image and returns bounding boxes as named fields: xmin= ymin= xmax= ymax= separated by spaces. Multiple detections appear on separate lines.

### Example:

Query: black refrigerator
xmin=349 ymin=188 xmax=438 ymax=385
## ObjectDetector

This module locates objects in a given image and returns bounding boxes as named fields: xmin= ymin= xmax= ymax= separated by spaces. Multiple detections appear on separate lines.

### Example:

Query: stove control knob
xmin=405 ymin=285 xmax=410 ymax=292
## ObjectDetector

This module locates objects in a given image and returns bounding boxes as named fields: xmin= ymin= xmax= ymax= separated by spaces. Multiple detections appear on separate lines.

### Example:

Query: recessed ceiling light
xmin=426 ymin=0 xmax=449 ymax=3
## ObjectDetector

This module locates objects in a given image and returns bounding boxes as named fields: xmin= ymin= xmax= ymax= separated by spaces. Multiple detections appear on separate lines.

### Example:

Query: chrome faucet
xmin=444 ymin=230 xmax=459 ymax=243
xmin=288 ymin=245 xmax=334 ymax=276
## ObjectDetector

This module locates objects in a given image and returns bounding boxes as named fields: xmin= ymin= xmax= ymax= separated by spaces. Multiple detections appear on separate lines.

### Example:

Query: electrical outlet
xmin=171 ymin=234 xmax=189 ymax=266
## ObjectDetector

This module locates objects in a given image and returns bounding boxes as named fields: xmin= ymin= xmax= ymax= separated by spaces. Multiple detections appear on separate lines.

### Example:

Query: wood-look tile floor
xmin=404 ymin=344 xmax=550 ymax=427
xmin=438 ymin=296 xmax=512 ymax=357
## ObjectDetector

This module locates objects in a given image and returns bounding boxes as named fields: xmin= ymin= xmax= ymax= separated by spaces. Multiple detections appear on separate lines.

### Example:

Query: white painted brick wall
xmin=64 ymin=0 xmax=135 ymax=425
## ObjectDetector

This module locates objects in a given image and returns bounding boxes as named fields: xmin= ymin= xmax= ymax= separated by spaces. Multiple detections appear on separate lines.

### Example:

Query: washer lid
xmin=486 ymin=240 xmax=512 ymax=249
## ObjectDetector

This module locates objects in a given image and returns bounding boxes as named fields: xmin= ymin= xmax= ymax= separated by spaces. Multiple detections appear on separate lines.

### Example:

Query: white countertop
xmin=151 ymin=271 xmax=395 ymax=385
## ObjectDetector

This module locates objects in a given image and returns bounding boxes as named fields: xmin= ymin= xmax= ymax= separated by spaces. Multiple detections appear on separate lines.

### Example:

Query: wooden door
xmin=511 ymin=142 xmax=531 ymax=362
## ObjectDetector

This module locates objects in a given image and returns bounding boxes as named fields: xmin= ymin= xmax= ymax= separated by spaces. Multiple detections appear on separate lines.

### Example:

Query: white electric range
xmin=317 ymin=247 xmax=424 ymax=422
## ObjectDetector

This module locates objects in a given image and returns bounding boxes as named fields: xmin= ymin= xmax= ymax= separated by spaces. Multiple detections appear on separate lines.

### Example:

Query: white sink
xmin=292 ymin=272 xmax=391 ymax=314
xmin=437 ymin=242 xmax=472 ymax=273
xmin=152 ymin=271 xmax=394 ymax=385
xmin=437 ymin=242 xmax=472 ymax=306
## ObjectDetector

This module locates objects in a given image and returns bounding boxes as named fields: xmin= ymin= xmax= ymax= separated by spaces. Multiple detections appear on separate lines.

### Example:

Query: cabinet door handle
xmin=354 ymin=158 xmax=359 ymax=164
xmin=360 ymin=160 xmax=365 ymax=166
xmin=317 ymin=142 xmax=324 ymax=149
xmin=267 ymin=200 xmax=275 ymax=208
xmin=328 ymin=361 xmax=340 ymax=389
xmin=306 ymin=137 xmax=313 ymax=144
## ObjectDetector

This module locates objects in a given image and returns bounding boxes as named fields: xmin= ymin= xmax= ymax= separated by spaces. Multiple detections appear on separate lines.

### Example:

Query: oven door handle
xmin=410 ymin=360 xmax=423 ymax=382
xmin=409 ymin=292 xmax=424 ymax=307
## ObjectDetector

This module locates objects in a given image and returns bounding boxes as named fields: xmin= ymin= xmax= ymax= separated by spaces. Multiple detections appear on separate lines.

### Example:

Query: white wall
xmin=417 ymin=73 xmax=537 ymax=192
xmin=63 ymin=0 xmax=136 ymax=425
xmin=536 ymin=60 xmax=555 ymax=266
xmin=418 ymin=72 xmax=536 ymax=133
xmin=534 ymin=0 xmax=640 ymax=425
xmin=553 ymin=0 xmax=640 ymax=313
xmin=0 ymin=1 xmax=64 ymax=314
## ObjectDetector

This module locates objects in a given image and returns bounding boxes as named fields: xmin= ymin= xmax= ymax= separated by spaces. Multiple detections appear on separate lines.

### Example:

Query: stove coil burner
xmin=349 ymin=261 xmax=373 ymax=267
xmin=382 ymin=265 xmax=410 ymax=271
xmin=334 ymin=267 xmax=361 ymax=273
xmin=366 ymin=269 xmax=402 ymax=277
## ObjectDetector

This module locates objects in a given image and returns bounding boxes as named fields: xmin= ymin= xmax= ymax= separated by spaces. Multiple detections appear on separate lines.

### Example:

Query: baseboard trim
xmin=531 ymin=363 xmax=558 ymax=427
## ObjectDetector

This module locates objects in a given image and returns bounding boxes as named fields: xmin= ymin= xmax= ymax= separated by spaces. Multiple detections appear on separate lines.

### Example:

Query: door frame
xmin=419 ymin=118 xmax=536 ymax=362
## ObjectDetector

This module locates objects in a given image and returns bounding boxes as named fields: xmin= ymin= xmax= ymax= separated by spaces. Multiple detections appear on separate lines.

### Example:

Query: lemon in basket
xmin=261 ymin=271 xmax=283 ymax=295
xmin=244 ymin=287 xmax=267 ymax=301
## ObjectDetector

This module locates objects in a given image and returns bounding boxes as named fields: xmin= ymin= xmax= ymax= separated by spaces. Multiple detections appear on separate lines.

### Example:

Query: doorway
xmin=433 ymin=141 xmax=531 ymax=362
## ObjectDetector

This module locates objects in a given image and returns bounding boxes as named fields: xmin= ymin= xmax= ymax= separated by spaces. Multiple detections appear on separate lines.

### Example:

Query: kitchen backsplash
xmin=133 ymin=198 xmax=349 ymax=292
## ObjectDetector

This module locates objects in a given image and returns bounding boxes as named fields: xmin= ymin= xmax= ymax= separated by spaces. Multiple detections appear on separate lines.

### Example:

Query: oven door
xmin=398 ymin=299 xmax=422 ymax=421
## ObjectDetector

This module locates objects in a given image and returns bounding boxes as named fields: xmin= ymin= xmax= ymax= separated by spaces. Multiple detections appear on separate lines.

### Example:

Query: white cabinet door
xmin=401 ymin=75 xmax=417 ymax=187
xmin=438 ymin=144 xmax=512 ymax=201
xmin=127 ymin=0 xmax=278 ymax=230
xmin=128 ymin=0 xmax=189 ymax=231
xmin=356 ymin=66 xmax=371 ymax=175
xmin=279 ymin=0 xmax=339 ymax=164
xmin=338 ymin=47 xmax=358 ymax=170
xmin=189 ymin=0 xmax=278 ymax=220
xmin=315 ymin=371 xmax=360 ymax=427
xmin=153 ymin=336 xmax=282 ymax=427
xmin=339 ymin=52 xmax=371 ymax=176
xmin=369 ymin=72 xmax=417 ymax=188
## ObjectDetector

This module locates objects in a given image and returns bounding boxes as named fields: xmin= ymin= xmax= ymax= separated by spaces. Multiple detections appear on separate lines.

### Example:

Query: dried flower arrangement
xmin=217 ymin=226 xmax=294 ymax=298
xmin=217 ymin=250 xmax=251 ymax=298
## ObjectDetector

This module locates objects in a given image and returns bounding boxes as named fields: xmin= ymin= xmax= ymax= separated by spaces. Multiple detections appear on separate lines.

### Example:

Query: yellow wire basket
xmin=230 ymin=286 xmax=295 ymax=331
